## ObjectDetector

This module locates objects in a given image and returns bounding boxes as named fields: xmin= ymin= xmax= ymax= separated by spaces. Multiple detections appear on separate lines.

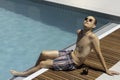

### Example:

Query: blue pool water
xmin=0 ymin=0 xmax=110 ymax=80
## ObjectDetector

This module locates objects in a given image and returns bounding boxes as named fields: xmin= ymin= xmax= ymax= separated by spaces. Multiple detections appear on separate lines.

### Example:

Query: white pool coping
xmin=98 ymin=24 xmax=120 ymax=39
xmin=96 ymin=61 xmax=120 ymax=80
xmin=13 ymin=24 xmax=120 ymax=80
xmin=45 ymin=0 xmax=120 ymax=17
xmin=23 ymin=68 xmax=48 ymax=80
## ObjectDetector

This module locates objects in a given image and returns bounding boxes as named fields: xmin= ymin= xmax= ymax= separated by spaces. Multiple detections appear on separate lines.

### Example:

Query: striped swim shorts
xmin=51 ymin=50 xmax=77 ymax=71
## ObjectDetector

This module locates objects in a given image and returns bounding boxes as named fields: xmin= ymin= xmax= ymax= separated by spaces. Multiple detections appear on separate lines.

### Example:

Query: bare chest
xmin=76 ymin=35 xmax=91 ymax=47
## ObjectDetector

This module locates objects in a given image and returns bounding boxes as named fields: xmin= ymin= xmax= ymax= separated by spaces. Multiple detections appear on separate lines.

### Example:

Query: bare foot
xmin=10 ymin=70 xmax=25 ymax=76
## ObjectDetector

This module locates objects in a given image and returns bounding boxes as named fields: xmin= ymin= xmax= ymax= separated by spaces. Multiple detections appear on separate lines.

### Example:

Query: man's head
xmin=83 ymin=16 xmax=97 ymax=29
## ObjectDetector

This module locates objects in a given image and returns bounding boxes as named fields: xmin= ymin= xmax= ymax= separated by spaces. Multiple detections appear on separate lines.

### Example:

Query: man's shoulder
xmin=89 ymin=32 xmax=98 ymax=39
xmin=76 ymin=29 xmax=82 ymax=34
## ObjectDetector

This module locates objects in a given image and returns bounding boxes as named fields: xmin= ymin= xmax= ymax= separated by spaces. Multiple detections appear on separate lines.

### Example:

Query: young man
xmin=10 ymin=16 xmax=119 ymax=76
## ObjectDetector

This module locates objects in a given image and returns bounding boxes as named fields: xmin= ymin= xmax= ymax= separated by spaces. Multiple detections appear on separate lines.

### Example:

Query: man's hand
xmin=106 ymin=70 xmax=120 ymax=76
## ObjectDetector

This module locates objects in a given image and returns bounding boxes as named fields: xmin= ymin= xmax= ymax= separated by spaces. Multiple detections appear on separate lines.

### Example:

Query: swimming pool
xmin=0 ymin=0 xmax=110 ymax=80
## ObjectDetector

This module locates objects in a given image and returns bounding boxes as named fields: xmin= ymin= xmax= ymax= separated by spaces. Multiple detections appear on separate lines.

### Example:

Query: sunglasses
xmin=84 ymin=17 xmax=93 ymax=22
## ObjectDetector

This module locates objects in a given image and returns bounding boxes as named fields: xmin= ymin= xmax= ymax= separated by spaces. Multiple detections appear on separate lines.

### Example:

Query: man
xmin=10 ymin=16 xmax=119 ymax=76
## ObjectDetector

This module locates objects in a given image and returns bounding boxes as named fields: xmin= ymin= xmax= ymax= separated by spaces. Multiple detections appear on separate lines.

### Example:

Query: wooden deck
xmin=33 ymin=29 xmax=120 ymax=80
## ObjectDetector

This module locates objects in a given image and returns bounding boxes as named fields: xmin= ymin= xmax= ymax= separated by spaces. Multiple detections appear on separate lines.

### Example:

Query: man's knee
xmin=38 ymin=61 xmax=45 ymax=68
xmin=39 ymin=61 xmax=46 ymax=68
xmin=41 ymin=51 xmax=48 ymax=57
xmin=39 ymin=60 xmax=53 ymax=68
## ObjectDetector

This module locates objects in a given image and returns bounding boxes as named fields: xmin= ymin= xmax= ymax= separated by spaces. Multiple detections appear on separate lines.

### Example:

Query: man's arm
xmin=91 ymin=34 xmax=120 ymax=76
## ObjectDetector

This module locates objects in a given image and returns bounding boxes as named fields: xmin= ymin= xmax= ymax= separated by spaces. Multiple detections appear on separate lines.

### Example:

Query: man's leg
xmin=35 ymin=50 xmax=59 ymax=66
xmin=10 ymin=59 xmax=53 ymax=76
